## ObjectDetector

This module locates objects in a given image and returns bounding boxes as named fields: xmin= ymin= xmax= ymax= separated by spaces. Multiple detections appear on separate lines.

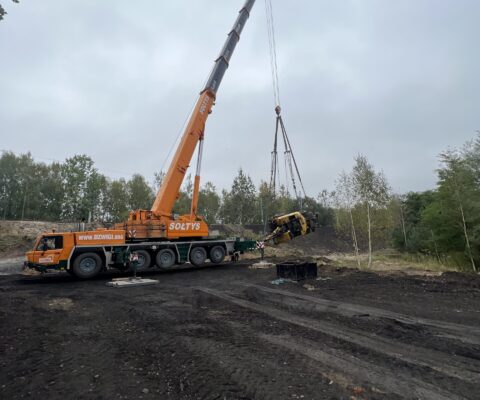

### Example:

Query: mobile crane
xmin=24 ymin=0 xmax=315 ymax=279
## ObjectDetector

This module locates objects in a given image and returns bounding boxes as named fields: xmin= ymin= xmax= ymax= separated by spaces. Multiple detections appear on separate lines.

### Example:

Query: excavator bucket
xmin=265 ymin=211 xmax=316 ymax=245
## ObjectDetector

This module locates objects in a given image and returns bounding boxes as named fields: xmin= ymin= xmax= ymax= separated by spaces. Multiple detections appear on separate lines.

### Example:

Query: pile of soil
xmin=281 ymin=226 xmax=353 ymax=255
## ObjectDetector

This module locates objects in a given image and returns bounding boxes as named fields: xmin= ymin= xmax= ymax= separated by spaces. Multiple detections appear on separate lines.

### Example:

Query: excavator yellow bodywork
xmin=265 ymin=211 xmax=316 ymax=245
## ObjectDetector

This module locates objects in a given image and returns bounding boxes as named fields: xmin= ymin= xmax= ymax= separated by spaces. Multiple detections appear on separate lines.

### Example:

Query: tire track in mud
xmin=3 ymin=268 xmax=480 ymax=400
xmin=140 ymin=286 xmax=399 ymax=399
xmin=259 ymin=334 xmax=458 ymax=400
xmin=195 ymin=315 xmax=397 ymax=399
xmin=179 ymin=334 xmax=330 ymax=400
xmin=118 ymin=297 xmax=352 ymax=400
xmin=1 ymin=288 xmax=179 ymax=400
xmin=196 ymin=287 xmax=477 ymax=399
xmin=181 ymin=320 xmax=393 ymax=399
xmin=1 ymin=296 xmax=121 ymax=399
xmin=237 ymin=285 xmax=480 ymax=381
xmin=245 ymin=284 xmax=480 ymax=345
xmin=99 ymin=290 xmax=274 ymax=400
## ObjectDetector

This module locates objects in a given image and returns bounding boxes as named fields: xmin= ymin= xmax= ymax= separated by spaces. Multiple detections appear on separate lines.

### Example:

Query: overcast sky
xmin=1 ymin=0 xmax=479 ymax=195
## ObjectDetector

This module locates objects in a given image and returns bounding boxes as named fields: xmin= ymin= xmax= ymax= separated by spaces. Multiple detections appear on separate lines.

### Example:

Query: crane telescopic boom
xmin=121 ymin=0 xmax=256 ymax=240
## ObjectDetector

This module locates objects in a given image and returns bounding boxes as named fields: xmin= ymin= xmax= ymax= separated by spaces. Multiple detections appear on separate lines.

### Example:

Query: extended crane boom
xmin=120 ymin=0 xmax=256 ymax=240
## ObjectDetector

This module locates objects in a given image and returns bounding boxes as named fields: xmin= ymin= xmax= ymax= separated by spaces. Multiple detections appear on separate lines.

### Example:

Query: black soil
xmin=1 ymin=261 xmax=479 ymax=399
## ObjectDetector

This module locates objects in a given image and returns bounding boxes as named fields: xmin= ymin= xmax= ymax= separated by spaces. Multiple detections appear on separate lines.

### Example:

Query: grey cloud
xmin=1 ymin=0 xmax=479 ymax=195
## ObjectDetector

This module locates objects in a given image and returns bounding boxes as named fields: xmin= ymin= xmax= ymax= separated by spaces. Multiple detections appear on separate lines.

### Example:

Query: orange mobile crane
xmin=24 ymin=0 xmax=258 ymax=279
xmin=24 ymin=0 xmax=316 ymax=279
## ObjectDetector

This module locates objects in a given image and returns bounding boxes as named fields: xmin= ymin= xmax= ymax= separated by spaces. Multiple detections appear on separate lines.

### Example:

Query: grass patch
xmin=329 ymin=249 xmax=465 ymax=273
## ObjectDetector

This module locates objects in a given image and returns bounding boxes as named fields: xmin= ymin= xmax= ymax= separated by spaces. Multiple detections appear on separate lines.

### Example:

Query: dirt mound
xmin=209 ymin=224 xmax=261 ymax=240
xmin=0 ymin=220 xmax=107 ymax=256
xmin=280 ymin=226 xmax=352 ymax=255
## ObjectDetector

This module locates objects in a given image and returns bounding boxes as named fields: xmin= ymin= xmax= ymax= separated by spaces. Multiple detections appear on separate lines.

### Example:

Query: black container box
xmin=276 ymin=261 xmax=317 ymax=281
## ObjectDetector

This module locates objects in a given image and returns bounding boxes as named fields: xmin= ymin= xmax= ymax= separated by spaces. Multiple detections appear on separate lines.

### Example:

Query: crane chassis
xmin=24 ymin=230 xmax=256 ymax=279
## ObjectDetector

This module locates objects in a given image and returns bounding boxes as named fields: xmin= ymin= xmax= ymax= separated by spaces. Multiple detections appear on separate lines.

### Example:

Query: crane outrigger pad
xmin=249 ymin=261 xmax=275 ymax=269
xmin=106 ymin=277 xmax=159 ymax=288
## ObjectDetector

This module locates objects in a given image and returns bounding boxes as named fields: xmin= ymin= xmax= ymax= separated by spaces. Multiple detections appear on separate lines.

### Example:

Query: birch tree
xmin=335 ymin=171 xmax=361 ymax=267
xmin=437 ymin=151 xmax=478 ymax=272
xmin=352 ymin=155 xmax=391 ymax=268
xmin=152 ymin=171 xmax=166 ymax=193
xmin=390 ymin=194 xmax=408 ymax=249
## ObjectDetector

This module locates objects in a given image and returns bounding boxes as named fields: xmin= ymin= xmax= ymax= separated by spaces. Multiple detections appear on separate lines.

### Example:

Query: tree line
xmin=390 ymin=136 xmax=480 ymax=271
xmin=1 ymin=133 xmax=479 ymax=271
xmin=331 ymin=135 xmax=480 ymax=271
xmin=0 ymin=152 xmax=330 ymax=227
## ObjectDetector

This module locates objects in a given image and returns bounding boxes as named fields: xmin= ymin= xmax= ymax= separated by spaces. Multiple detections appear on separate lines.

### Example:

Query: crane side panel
xmin=75 ymin=230 xmax=126 ymax=246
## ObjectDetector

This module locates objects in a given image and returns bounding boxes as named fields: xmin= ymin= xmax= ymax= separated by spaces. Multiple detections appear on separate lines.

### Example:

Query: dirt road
xmin=1 ymin=261 xmax=479 ymax=399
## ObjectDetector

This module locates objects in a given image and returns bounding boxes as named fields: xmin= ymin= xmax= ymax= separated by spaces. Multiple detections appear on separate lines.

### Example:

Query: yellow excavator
xmin=265 ymin=211 xmax=317 ymax=245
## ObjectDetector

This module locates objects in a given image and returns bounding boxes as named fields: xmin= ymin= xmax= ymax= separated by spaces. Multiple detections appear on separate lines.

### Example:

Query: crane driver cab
xmin=37 ymin=236 xmax=63 ymax=251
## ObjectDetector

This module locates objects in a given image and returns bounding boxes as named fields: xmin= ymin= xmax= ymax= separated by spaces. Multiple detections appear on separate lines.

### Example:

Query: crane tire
xmin=71 ymin=252 xmax=103 ymax=279
xmin=209 ymin=245 xmax=226 ymax=264
xmin=156 ymin=249 xmax=176 ymax=269
xmin=190 ymin=247 xmax=207 ymax=266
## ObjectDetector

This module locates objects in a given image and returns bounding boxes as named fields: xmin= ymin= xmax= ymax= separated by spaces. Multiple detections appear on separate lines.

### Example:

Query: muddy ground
xmin=1 ymin=260 xmax=480 ymax=400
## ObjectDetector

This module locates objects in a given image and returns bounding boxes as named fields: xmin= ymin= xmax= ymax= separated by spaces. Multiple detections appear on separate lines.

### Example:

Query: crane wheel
xmin=156 ymin=249 xmax=176 ymax=268
xmin=190 ymin=247 xmax=207 ymax=266
xmin=209 ymin=245 xmax=226 ymax=264
xmin=72 ymin=252 xmax=103 ymax=279
xmin=132 ymin=250 xmax=151 ymax=269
